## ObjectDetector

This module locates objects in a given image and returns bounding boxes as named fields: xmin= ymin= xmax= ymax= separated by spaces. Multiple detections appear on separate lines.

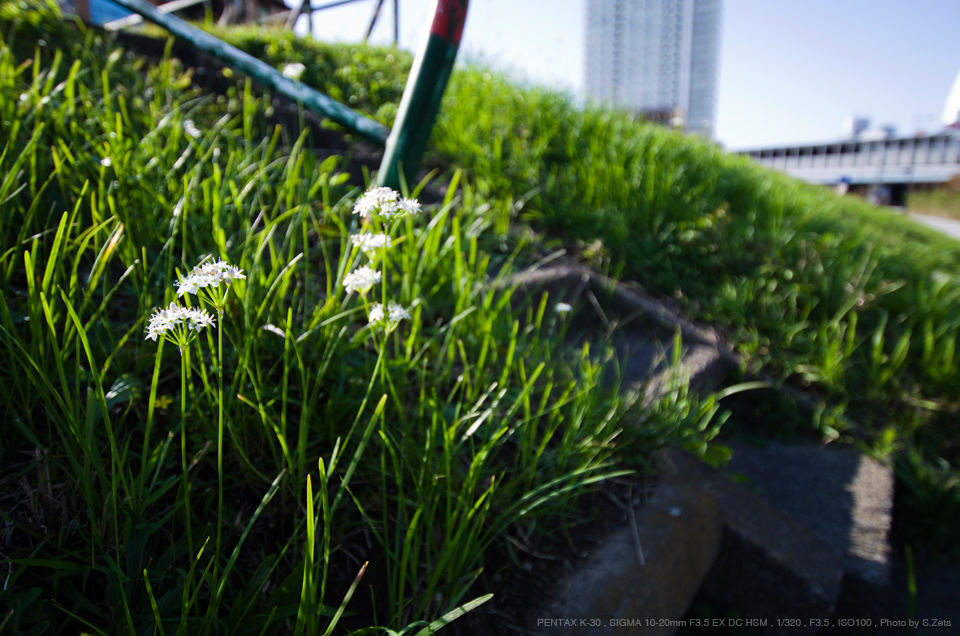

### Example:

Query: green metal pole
xmin=377 ymin=0 xmax=468 ymax=190
xmin=106 ymin=0 xmax=390 ymax=146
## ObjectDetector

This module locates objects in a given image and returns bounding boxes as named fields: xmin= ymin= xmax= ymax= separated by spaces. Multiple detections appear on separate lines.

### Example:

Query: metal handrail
xmin=102 ymin=0 xmax=209 ymax=31
xmin=107 ymin=0 xmax=391 ymax=146
xmin=377 ymin=0 xmax=467 ymax=189
xmin=101 ymin=0 xmax=469 ymax=188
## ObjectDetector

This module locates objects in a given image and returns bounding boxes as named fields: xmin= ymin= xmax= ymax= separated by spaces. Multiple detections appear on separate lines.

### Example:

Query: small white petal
xmin=343 ymin=265 xmax=382 ymax=295
xmin=387 ymin=302 xmax=410 ymax=323
xmin=399 ymin=198 xmax=421 ymax=216
xmin=282 ymin=63 xmax=306 ymax=80
xmin=351 ymin=232 xmax=392 ymax=254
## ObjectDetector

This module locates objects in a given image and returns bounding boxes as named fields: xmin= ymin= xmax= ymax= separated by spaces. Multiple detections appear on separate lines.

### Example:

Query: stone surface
xmin=721 ymin=441 xmax=894 ymax=589
xmin=503 ymin=260 xmax=904 ymax=635
xmin=692 ymin=441 xmax=896 ymax=634
xmin=531 ymin=455 xmax=722 ymax=636
xmin=505 ymin=262 xmax=735 ymax=397
xmin=695 ymin=476 xmax=845 ymax=633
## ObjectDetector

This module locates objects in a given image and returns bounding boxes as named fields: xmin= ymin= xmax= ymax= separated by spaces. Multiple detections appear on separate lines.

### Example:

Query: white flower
xmin=145 ymin=302 xmax=215 ymax=344
xmin=387 ymin=302 xmax=411 ymax=323
xmin=177 ymin=259 xmax=246 ymax=298
xmin=351 ymin=232 xmax=392 ymax=255
xmin=343 ymin=265 xmax=381 ymax=295
xmin=399 ymin=198 xmax=421 ymax=216
xmin=282 ymin=63 xmax=306 ymax=81
xmin=351 ymin=188 xmax=421 ymax=220
xmin=554 ymin=302 xmax=572 ymax=314
xmin=367 ymin=302 xmax=410 ymax=329
xmin=352 ymin=187 xmax=403 ymax=219
xmin=368 ymin=303 xmax=385 ymax=324
xmin=100 ymin=157 xmax=112 ymax=167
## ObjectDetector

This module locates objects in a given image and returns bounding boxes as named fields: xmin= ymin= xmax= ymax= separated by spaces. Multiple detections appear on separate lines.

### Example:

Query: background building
xmin=583 ymin=0 xmax=722 ymax=136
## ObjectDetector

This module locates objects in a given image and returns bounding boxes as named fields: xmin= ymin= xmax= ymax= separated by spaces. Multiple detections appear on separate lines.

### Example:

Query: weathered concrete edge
xmin=678 ymin=452 xmax=846 ymax=635
xmin=503 ymin=262 xmax=738 ymax=396
xmin=503 ymin=262 xmax=729 ymax=353
xmin=530 ymin=455 xmax=722 ymax=636
xmin=503 ymin=261 xmax=826 ymax=414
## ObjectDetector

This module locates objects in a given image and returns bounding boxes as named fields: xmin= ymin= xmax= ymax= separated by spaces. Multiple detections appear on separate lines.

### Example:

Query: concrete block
xmin=531 ymin=459 xmax=722 ymax=635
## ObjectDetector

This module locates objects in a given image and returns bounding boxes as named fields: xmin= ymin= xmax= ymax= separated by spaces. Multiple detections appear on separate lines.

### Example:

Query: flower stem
xmin=180 ymin=348 xmax=193 ymax=627
xmin=215 ymin=310 xmax=224 ymax=591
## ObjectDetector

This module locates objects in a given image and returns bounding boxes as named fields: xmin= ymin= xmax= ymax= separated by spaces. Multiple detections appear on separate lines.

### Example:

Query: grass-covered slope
xmin=0 ymin=6 xmax=732 ymax=634
xmin=908 ymin=178 xmax=960 ymax=220
xmin=2 ymin=4 xmax=960 ymax=633
xmin=214 ymin=27 xmax=960 ymax=545
xmin=432 ymin=69 xmax=960 ymax=544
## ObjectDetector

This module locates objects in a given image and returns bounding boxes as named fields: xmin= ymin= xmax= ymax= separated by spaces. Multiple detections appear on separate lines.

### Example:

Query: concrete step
xmin=694 ymin=442 xmax=894 ymax=634
xmin=506 ymin=260 xmax=897 ymax=635
xmin=530 ymin=453 xmax=722 ymax=636
xmin=505 ymin=260 xmax=735 ymax=396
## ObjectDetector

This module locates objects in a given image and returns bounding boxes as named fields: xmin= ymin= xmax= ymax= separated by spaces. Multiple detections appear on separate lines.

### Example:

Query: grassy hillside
xmin=430 ymin=68 xmax=960 ymax=543
xmin=0 ymin=6 xmax=728 ymax=634
xmin=907 ymin=179 xmax=960 ymax=220
xmin=2 ymin=4 xmax=960 ymax=634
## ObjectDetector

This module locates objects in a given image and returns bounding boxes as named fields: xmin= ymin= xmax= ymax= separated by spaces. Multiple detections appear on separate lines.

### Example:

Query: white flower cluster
xmin=350 ymin=232 xmax=392 ymax=255
xmin=352 ymin=186 xmax=421 ymax=220
xmin=344 ymin=187 xmax=418 ymax=333
xmin=368 ymin=302 xmax=410 ymax=328
xmin=177 ymin=259 xmax=246 ymax=298
xmin=343 ymin=265 xmax=382 ymax=295
xmin=282 ymin=63 xmax=306 ymax=81
xmin=145 ymin=302 xmax=216 ymax=342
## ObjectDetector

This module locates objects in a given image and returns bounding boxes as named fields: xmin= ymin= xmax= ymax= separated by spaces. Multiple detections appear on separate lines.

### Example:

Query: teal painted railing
xmin=102 ymin=0 xmax=468 ymax=189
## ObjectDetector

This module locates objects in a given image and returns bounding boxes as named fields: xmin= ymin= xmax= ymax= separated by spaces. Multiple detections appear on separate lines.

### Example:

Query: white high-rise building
xmin=584 ymin=0 xmax=722 ymax=136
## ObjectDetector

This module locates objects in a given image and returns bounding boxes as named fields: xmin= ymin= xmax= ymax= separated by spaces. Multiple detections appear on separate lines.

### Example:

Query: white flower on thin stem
xmin=368 ymin=303 xmax=385 ymax=325
xmin=351 ymin=232 xmax=392 ymax=256
xmin=145 ymin=302 xmax=215 ymax=348
xmin=282 ymin=63 xmax=306 ymax=81
xmin=399 ymin=198 xmax=421 ymax=217
xmin=387 ymin=303 xmax=411 ymax=323
xmin=353 ymin=187 xmax=401 ymax=219
xmin=343 ymin=265 xmax=382 ymax=295
xmin=554 ymin=302 xmax=572 ymax=314
xmin=352 ymin=187 xmax=422 ymax=221
xmin=368 ymin=302 xmax=410 ymax=331
xmin=177 ymin=259 xmax=246 ymax=296
xmin=100 ymin=157 xmax=112 ymax=167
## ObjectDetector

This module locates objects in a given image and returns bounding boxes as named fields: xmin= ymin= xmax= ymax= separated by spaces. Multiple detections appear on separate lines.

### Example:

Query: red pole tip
xmin=429 ymin=0 xmax=468 ymax=45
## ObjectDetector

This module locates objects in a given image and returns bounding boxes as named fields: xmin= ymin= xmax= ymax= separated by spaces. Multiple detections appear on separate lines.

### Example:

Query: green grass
xmin=211 ymin=24 xmax=960 ymax=546
xmin=0 ymin=5 xmax=730 ymax=634
xmin=907 ymin=182 xmax=960 ymax=221
xmin=428 ymin=67 xmax=960 ymax=546
xmin=4 ymin=2 xmax=960 ymax=633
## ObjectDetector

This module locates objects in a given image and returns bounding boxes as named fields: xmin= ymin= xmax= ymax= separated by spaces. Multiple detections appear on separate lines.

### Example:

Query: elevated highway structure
xmin=736 ymin=129 xmax=960 ymax=205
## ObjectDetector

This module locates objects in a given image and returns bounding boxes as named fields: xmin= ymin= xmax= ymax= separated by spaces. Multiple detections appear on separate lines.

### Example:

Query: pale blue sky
xmin=298 ymin=0 xmax=960 ymax=149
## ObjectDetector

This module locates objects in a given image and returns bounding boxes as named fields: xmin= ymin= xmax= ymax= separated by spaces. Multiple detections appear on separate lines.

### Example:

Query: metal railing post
xmin=376 ymin=0 xmax=467 ymax=190
xmin=104 ymin=0 xmax=391 ymax=146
